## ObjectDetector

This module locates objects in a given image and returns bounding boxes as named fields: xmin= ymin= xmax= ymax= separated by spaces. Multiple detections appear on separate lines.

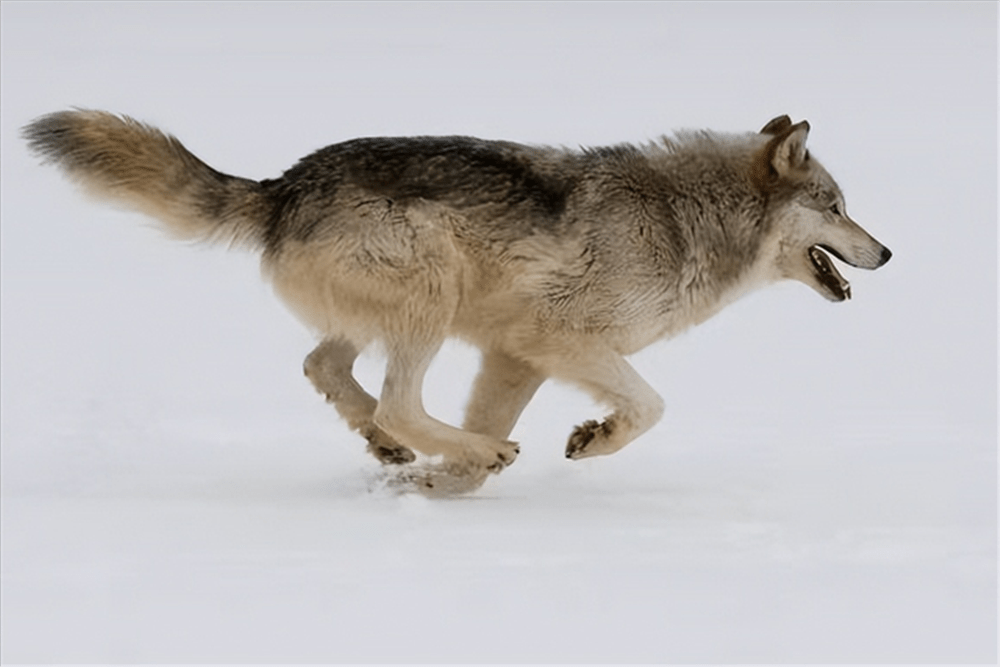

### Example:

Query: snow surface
xmin=1 ymin=2 xmax=996 ymax=663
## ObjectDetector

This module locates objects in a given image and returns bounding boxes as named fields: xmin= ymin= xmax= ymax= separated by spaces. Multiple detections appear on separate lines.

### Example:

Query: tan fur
xmin=23 ymin=110 xmax=891 ymax=494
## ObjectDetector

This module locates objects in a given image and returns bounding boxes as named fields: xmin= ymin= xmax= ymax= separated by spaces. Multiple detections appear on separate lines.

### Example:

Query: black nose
xmin=879 ymin=246 xmax=892 ymax=266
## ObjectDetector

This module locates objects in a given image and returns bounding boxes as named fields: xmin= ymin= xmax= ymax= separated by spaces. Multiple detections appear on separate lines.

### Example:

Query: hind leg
xmin=463 ymin=349 xmax=545 ymax=440
xmin=303 ymin=338 xmax=415 ymax=465
xmin=374 ymin=337 xmax=520 ymax=474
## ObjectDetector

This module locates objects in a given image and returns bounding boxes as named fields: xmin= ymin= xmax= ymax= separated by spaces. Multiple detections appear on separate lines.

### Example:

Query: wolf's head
xmin=753 ymin=116 xmax=891 ymax=302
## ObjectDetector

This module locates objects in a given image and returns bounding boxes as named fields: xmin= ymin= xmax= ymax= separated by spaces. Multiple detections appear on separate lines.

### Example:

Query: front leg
xmin=528 ymin=346 xmax=664 ymax=460
xmin=463 ymin=349 xmax=545 ymax=440
xmin=375 ymin=337 xmax=520 ymax=474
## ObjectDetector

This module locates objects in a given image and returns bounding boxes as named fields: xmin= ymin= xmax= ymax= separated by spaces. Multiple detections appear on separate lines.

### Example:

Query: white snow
xmin=1 ymin=2 xmax=995 ymax=663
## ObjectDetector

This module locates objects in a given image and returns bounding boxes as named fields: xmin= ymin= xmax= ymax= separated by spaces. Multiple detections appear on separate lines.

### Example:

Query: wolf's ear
xmin=750 ymin=119 xmax=811 ymax=191
xmin=770 ymin=120 xmax=810 ymax=178
xmin=760 ymin=115 xmax=792 ymax=135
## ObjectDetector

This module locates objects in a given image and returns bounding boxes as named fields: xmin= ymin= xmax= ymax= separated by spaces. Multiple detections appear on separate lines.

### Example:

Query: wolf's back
xmin=23 ymin=110 xmax=269 ymax=249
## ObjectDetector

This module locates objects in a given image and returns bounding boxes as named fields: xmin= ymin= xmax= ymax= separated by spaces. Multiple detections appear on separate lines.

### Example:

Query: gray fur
xmin=23 ymin=110 xmax=891 ymax=494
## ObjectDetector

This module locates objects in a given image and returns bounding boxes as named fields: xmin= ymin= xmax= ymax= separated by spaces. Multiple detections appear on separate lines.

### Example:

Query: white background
xmin=1 ymin=1 xmax=995 ymax=662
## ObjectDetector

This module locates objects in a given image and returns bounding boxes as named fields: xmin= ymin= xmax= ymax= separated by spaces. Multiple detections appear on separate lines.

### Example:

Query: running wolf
xmin=23 ymin=111 xmax=891 ymax=493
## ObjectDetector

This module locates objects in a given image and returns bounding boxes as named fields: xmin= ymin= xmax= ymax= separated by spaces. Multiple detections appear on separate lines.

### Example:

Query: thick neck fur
xmin=566 ymin=131 xmax=774 ymax=343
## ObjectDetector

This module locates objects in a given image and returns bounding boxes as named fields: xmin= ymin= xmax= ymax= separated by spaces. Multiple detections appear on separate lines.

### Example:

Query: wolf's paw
xmin=362 ymin=426 xmax=416 ymax=465
xmin=368 ymin=438 xmax=518 ymax=497
xmin=367 ymin=442 xmax=417 ymax=465
xmin=565 ymin=419 xmax=614 ymax=460
xmin=464 ymin=439 xmax=520 ymax=474
xmin=491 ymin=439 xmax=521 ymax=472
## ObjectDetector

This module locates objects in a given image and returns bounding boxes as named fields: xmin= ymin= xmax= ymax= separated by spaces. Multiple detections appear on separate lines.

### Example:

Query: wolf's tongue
xmin=809 ymin=245 xmax=851 ymax=301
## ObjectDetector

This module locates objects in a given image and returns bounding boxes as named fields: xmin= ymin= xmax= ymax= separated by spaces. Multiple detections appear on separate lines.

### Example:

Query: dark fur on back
xmin=260 ymin=134 xmax=773 ymax=294
xmin=260 ymin=137 xmax=579 ymax=251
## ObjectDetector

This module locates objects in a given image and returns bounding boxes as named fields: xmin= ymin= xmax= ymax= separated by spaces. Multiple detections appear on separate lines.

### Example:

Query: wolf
xmin=23 ymin=110 xmax=890 ymax=493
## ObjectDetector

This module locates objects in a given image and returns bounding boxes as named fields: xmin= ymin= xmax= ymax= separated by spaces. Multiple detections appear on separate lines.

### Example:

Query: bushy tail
xmin=23 ymin=109 xmax=269 ymax=249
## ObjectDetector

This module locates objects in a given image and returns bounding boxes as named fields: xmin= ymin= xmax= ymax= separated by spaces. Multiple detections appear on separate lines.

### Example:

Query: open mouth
xmin=809 ymin=245 xmax=851 ymax=301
